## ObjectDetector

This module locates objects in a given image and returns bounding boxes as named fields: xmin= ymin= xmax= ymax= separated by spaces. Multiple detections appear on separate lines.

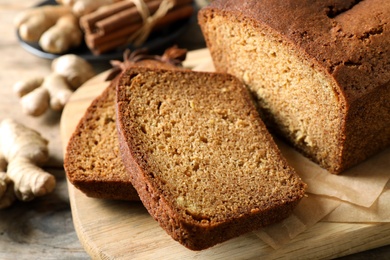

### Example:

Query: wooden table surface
xmin=0 ymin=1 xmax=388 ymax=259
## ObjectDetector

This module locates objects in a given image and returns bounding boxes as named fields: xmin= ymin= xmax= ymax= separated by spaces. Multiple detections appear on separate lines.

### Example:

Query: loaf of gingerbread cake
xmin=116 ymin=67 xmax=306 ymax=250
xmin=198 ymin=0 xmax=390 ymax=174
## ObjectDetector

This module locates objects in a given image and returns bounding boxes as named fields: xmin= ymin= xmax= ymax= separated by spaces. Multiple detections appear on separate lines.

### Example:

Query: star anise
xmin=105 ymin=46 xmax=187 ymax=81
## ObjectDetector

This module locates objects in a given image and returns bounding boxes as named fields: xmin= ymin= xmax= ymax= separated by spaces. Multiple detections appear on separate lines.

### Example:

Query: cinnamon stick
xmin=88 ymin=0 xmax=192 ymax=44
xmin=94 ymin=0 xmax=193 ymax=35
xmin=85 ymin=23 xmax=141 ymax=48
xmin=88 ymin=4 xmax=194 ymax=54
xmin=95 ymin=0 xmax=160 ymax=35
xmin=80 ymin=0 xmax=156 ymax=33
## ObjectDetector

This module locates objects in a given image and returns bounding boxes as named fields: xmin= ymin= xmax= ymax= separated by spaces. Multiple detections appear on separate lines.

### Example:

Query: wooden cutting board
xmin=60 ymin=49 xmax=390 ymax=259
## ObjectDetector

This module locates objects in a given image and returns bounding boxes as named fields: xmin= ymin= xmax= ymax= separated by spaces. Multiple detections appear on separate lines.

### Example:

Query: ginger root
xmin=0 ymin=119 xmax=49 ymax=166
xmin=15 ymin=5 xmax=83 ymax=54
xmin=7 ymin=158 xmax=56 ymax=201
xmin=13 ymin=54 xmax=95 ymax=117
xmin=15 ymin=74 xmax=72 ymax=116
xmin=13 ymin=77 xmax=44 ymax=97
xmin=15 ymin=5 xmax=72 ymax=43
xmin=0 ymin=119 xmax=55 ymax=208
xmin=39 ymin=13 xmax=83 ymax=54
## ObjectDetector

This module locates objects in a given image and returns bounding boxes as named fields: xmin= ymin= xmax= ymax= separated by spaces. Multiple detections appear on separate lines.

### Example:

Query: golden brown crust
xmin=203 ymin=0 xmax=390 ymax=99
xmin=116 ymin=68 xmax=306 ymax=250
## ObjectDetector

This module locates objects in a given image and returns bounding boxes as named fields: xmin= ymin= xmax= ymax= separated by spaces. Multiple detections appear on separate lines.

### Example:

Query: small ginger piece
xmin=0 ymin=119 xmax=55 ymax=205
xmin=51 ymin=54 xmax=96 ymax=89
xmin=15 ymin=5 xmax=72 ymax=42
xmin=44 ymin=73 xmax=74 ymax=111
xmin=14 ymin=55 xmax=94 ymax=116
xmin=13 ymin=76 xmax=44 ymax=98
xmin=19 ymin=74 xmax=72 ymax=116
xmin=19 ymin=85 xmax=51 ymax=117
xmin=39 ymin=13 xmax=83 ymax=54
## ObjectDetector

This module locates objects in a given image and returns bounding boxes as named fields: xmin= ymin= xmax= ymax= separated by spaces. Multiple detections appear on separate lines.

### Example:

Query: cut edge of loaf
xmin=198 ymin=1 xmax=390 ymax=174
xmin=116 ymin=67 xmax=306 ymax=250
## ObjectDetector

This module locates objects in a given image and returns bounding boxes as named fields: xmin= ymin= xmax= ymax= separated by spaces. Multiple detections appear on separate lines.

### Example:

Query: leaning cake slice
xmin=116 ymin=68 xmax=306 ymax=250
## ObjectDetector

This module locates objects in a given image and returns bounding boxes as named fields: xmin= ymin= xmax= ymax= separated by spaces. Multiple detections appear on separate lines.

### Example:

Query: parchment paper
xmin=255 ymin=141 xmax=390 ymax=248
xmin=323 ymin=180 xmax=390 ymax=223
xmin=277 ymin=140 xmax=390 ymax=207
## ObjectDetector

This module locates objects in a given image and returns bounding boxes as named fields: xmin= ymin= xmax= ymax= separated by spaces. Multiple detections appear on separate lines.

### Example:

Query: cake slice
xmin=64 ymin=77 xmax=140 ymax=200
xmin=116 ymin=68 xmax=306 ymax=250
xmin=198 ymin=0 xmax=390 ymax=174
xmin=64 ymin=47 xmax=187 ymax=200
